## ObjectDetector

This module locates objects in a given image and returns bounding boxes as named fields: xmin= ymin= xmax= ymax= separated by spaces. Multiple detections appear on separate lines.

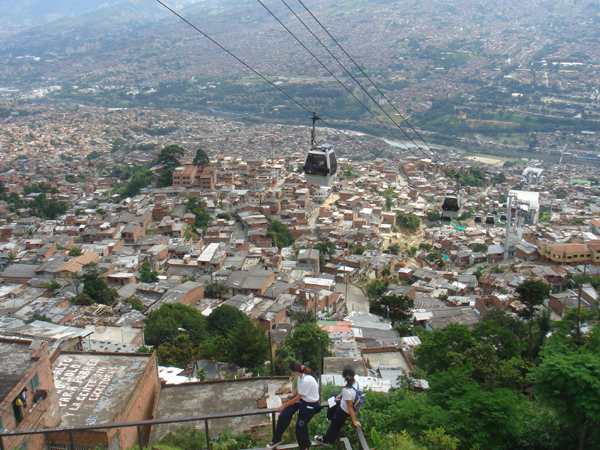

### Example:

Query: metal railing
xmin=0 ymin=404 xmax=369 ymax=450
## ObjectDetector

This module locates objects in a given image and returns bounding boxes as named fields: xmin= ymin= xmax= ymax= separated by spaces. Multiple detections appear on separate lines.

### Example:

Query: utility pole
xmin=576 ymin=264 xmax=586 ymax=339
xmin=268 ymin=330 xmax=274 ymax=377
xmin=504 ymin=193 xmax=516 ymax=262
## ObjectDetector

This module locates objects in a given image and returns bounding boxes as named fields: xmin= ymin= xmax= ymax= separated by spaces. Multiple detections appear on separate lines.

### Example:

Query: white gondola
xmin=303 ymin=112 xmax=338 ymax=187
xmin=440 ymin=190 xmax=461 ymax=220
xmin=303 ymin=144 xmax=337 ymax=186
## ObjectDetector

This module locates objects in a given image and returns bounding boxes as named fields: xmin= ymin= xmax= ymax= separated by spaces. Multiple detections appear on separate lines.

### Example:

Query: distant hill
xmin=0 ymin=0 xmax=124 ymax=32
xmin=0 ymin=0 xmax=204 ymax=36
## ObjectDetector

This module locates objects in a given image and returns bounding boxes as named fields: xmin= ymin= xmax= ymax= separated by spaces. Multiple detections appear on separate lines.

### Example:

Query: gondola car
xmin=303 ymin=112 xmax=338 ymax=186
xmin=303 ymin=144 xmax=337 ymax=186
xmin=440 ymin=190 xmax=461 ymax=221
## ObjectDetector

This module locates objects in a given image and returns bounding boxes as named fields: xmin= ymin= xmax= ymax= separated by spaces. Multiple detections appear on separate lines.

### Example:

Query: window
xmin=0 ymin=415 xmax=3 ymax=431
xmin=30 ymin=373 xmax=40 ymax=392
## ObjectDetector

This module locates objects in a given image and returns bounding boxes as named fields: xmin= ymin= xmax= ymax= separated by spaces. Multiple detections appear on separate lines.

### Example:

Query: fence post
xmin=137 ymin=425 xmax=144 ymax=449
xmin=68 ymin=430 xmax=76 ymax=450
xmin=271 ymin=411 xmax=276 ymax=436
xmin=205 ymin=419 xmax=210 ymax=450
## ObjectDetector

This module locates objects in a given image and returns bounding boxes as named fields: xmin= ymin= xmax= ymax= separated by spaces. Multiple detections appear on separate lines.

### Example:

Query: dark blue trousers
xmin=322 ymin=393 xmax=350 ymax=444
xmin=272 ymin=399 xmax=320 ymax=450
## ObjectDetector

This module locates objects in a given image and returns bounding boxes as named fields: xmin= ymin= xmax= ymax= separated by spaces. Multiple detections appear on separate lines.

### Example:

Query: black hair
xmin=289 ymin=360 xmax=313 ymax=375
xmin=342 ymin=365 xmax=355 ymax=388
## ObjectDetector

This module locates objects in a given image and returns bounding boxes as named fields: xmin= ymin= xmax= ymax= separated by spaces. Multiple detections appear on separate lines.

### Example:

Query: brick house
xmin=0 ymin=339 xmax=61 ymax=450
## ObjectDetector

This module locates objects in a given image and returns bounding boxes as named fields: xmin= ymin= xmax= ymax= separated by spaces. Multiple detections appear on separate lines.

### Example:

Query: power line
xmin=154 ymin=0 xmax=370 ymax=152
xmin=275 ymin=0 xmax=431 ymax=162
xmin=294 ymin=0 xmax=445 ymax=167
xmin=257 ymin=0 xmax=412 ymax=148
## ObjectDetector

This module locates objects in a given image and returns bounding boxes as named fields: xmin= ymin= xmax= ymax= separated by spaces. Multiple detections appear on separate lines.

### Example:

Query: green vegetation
xmin=111 ymin=165 xmax=153 ymax=199
xmin=138 ymin=261 xmax=158 ymax=283
xmin=23 ymin=183 xmax=59 ymax=194
xmin=366 ymin=279 xmax=389 ymax=298
xmin=473 ymin=243 xmax=488 ymax=253
xmin=127 ymin=296 xmax=144 ymax=312
xmin=192 ymin=147 xmax=210 ymax=167
xmin=280 ymin=322 xmax=331 ymax=374
xmin=155 ymin=144 xmax=185 ymax=187
xmin=313 ymin=241 xmax=336 ymax=265
xmin=70 ymin=263 xmax=119 ymax=306
xmin=396 ymin=212 xmax=421 ymax=230
xmin=28 ymin=194 xmax=69 ymax=219
xmin=458 ymin=166 xmax=487 ymax=187
xmin=202 ymin=305 xmax=270 ymax=374
xmin=267 ymin=220 xmax=295 ymax=248
xmin=24 ymin=312 xmax=53 ymax=324
xmin=369 ymin=294 xmax=414 ymax=326
xmin=38 ymin=280 xmax=61 ymax=297
xmin=186 ymin=196 xmax=211 ymax=233
xmin=204 ymin=282 xmax=228 ymax=299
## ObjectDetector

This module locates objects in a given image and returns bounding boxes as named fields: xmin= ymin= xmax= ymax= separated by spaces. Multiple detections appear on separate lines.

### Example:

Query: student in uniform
xmin=267 ymin=361 xmax=321 ymax=450
xmin=314 ymin=366 xmax=361 ymax=445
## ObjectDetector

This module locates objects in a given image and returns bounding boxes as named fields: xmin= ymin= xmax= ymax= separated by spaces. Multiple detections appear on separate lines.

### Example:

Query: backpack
xmin=350 ymin=383 xmax=366 ymax=412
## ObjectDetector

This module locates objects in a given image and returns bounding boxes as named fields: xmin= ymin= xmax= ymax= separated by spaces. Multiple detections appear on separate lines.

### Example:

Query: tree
xmin=418 ymin=243 xmax=432 ymax=252
xmin=206 ymin=305 xmax=248 ymax=338
xmin=139 ymin=261 xmax=158 ymax=283
xmin=193 ymin=147 xmax=210 ymax=167
xmin=366 ymin=279 xmax=389 ymax=298
xmin=289 ymin=311 xmax=317 ymax=326
xmin=204 ymin=282 xmax=228 ymax=299
xmin=535 ymin=336 xmax=600 ymax=449
xmin=473 ymin=243 xmax=488 ymax=253
xmin=156 ymin=333 xmax=195 ymax=368
xmin=75 ymin=263 xmax=119 ymax=306
xmin=515 ymin=279 xmax=550 ymax=361
xmin=198 ymin=335 xmax=227 ymax=379
xmin=226 ymin=319 xmax=270 ymax=372
xmin=370 ymin=294 xmax=414 ymax=326
xmin=472 ymin=320 xmax=520 ymax=361
xmin=491 ymin=172 xmax=506 ymax=185
xmin=397 ymin=212 xmax=421 ymax=230
xmin=286 ymin=322 xmax=331 ymax=373
xmin=156 ymin=166 xmax=176 ymax=188
xmin=69 ymin=247 xmax=82 ymax=256
xmin=186 ymin=196 xmax=212 ymax=232
xmin=157 ymin=144 xmax=184 ymax=168
xmin=314 ymin=241 xmax=336 ymax=260
xmin=414 ymin=324 xmax=476 ymax=375
xmin=38 ymin=280 xmax=61 ymax=297
xmin=426 ymin=211 xmax=441 ymax=222
xmin=127 ymin=296 xmax=144 ymax=311
xmin=387 ymin=243 xmax=400 ymax=255
xmin=144 ymin=303 xmax=206 ymax=347
xmin=120 ymin=166 xmax=153 ymax=199
xmin=267 ymin=220 xmax=295 ymax=248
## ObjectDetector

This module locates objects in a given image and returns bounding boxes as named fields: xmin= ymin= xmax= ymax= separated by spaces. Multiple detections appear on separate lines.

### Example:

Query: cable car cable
xmin=275 ymin=0 xmax=431 ymax=162
xmin=294 ymin=0 xmax=445 ymax=166
xmin=155 ymin=0 xmax=372 ymax=153
xmin=257 ymin=0 xmax=415 ymax=149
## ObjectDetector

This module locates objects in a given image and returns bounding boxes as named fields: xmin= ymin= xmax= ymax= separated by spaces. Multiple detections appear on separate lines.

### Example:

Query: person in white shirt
xmin=267 ymin=360 xmax=321 ymax=449
xmin=314 ymin=366 xmax=361 ymax=445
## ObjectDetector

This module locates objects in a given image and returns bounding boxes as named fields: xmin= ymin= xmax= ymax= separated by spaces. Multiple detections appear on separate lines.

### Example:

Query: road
xmin=337 ymin=282 xmax=369 ymax=312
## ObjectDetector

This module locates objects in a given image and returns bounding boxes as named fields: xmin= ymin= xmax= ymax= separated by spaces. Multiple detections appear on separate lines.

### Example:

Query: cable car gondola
xmin=440 ymin=174 xmax=461 ymax=222
xmin=303 ymin=113 xmax=337 ymax=187
xmin=440 ymin=190 xmax=461 ymax=221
